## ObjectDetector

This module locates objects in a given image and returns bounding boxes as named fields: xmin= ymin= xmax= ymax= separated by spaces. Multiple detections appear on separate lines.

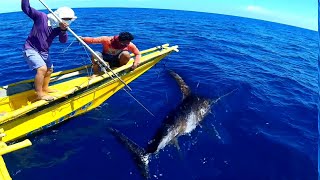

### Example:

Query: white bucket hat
xmin=48 ymin=7 xmax=77 ymax=28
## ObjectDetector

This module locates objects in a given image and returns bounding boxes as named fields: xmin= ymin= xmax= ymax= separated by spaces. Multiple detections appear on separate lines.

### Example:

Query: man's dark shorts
xmin=94 ymin=51 xmax=129 ymax=68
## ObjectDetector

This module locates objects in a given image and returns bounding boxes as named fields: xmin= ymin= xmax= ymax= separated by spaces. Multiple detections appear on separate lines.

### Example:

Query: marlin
xmin=108 ymin=70 xmax=237 ymax=179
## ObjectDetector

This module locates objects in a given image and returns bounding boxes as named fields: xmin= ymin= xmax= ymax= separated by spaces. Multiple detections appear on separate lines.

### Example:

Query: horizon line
xmin=0 ymin=7 xmax=317 ymax=31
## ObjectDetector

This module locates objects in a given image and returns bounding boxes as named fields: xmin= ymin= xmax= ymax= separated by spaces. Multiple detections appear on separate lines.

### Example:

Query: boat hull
xmin=0 ymin=45 xmax=178 ymax=143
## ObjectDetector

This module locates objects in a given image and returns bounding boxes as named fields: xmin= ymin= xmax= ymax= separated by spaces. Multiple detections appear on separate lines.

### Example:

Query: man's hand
xmin=130 ymin=61 xmax=140 ymax=70
xmin=59 ymin=22 xmax=69 ymax=31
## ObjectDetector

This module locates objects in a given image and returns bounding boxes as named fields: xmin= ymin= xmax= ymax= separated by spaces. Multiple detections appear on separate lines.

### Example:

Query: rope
xmin=122 ymin=87 xmax=155 ymax=117
xmin=61 ymin=38 xmax=76 ymax=53
xmin=59 ymin=39 xmax=94 ymax=89
xmin=154 ymin=58 xmax=169 ymax=79
xmin=58 ymin=36 xmax=155 ymax=117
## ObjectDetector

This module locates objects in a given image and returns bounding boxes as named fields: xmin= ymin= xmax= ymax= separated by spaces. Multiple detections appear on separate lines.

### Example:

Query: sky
xmin=0 ymin=0 xmax=317 ymax=30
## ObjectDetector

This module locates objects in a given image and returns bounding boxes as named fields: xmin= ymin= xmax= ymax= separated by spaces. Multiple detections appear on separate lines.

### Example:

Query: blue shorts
xmin=23 ymin=49 xmax=53 ymax=70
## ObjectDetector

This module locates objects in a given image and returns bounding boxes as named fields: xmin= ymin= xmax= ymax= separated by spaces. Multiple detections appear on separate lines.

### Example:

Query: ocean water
xmin=0 ymin=8 xmax=317 ymax=180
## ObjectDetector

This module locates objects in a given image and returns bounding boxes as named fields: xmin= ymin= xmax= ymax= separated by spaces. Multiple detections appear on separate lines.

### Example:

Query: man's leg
xmin=118 ymin=51 xmax=131 ymax=66
xmin=42 ymin=68 xmax=57 ymax=93
xmin=35 ymin=66 xmax=54 ymax=100
xmin=91 ymin=55 xmax=100 ymax=75
xmin=23 ymin=49 xmax=54 ymax=101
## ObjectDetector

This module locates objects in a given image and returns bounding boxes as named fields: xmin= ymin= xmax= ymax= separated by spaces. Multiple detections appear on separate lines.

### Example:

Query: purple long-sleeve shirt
xmin=22 ymin=0 xmax=67 ymax=53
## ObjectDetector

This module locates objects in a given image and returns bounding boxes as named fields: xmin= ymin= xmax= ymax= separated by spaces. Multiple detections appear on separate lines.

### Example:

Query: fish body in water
xmin=109 ymin=70 xmax=236 ymax=179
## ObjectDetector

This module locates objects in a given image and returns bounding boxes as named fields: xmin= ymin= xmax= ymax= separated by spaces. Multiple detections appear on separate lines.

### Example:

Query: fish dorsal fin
xmin=169 ymin=70 xmax=191 ymax=99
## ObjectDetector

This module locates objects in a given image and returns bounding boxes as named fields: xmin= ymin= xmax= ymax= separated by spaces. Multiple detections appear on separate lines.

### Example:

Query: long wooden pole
xmin=37 ymin=0 xmax=158 ymax=116
xmin=38 ymin=0 xmax=132 ymax=91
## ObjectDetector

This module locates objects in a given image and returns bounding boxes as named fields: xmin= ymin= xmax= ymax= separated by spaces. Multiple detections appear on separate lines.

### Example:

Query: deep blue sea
xmin=0 ymin=8 xmax=318 ymax=180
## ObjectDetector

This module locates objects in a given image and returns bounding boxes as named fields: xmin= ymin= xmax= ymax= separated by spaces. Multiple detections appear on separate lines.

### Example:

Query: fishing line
xmin=76 ymin=41 xmax=155 ymax=117
xmin=122 ymin=87 xmax=155 ymax=117
xmin=60 ymin=38 xmax=90 ymax=69
xmin=78 ymin=41 xmax=94 ymax=77
xmin=61 ymin=38 xmax=76 ymax=53
xmin=154 ymin=58 xmax=169 ymax=79
xmin=61 ymin=39 xmax=94 ymax=88
xmin=38 ymin=0 xmax=132 ymax=91
xmin=47 ymin=21 xmax=155 ymax=117
xmin=195 ymin=81 xmax=200 ymax=94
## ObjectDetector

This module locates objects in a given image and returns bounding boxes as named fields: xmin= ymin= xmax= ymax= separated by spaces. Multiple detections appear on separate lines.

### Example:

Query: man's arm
xmin=129 ymin=43 xmax=141 ymax=69
xmin=59 ymin=31 xmax=68 ymax=43
xmin=21 ymin=0 xmax=42 ymax=20
xmin=82 ymin=36 xmax=107 ymax=44
xmin=58 ymin=22 xmax=69 ymax=43
xmin=134 ymin=54 xmax=141 ymax=65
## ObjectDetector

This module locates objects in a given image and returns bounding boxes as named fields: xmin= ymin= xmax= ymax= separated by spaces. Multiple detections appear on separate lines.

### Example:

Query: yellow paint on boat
xmin=0 ymin=128 xmax=32 ymax=180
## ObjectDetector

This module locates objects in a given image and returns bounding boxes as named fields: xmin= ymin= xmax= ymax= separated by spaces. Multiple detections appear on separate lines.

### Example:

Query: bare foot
xmin=89 ymin=74 xmax=99 ymax=79
xmin=43 ymin=88 xmax=58 ymax=93
xmin=37 ymin=95 xmax=55 ymax=101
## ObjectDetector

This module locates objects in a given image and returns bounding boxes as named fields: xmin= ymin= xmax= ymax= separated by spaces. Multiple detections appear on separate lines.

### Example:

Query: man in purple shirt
xmin=22 ymin=0 xmax=77 ymax=101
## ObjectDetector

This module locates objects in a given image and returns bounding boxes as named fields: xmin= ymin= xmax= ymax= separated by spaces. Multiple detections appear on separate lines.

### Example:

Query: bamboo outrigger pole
xmin=38 ymin=0 xmax=132 ymax=91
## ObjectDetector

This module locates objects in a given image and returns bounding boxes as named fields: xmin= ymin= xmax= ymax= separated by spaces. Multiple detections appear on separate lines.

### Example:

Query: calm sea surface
xmin=0 ymin=8 xmax=317 ymax=180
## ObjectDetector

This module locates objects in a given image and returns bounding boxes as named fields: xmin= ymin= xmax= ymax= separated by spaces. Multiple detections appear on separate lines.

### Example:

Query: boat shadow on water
xmin=108 ymin=69 xmax=237 ymax=179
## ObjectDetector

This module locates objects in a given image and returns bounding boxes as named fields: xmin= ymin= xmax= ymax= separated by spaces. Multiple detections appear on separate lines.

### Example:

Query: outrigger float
xmin=0 ymin=43 xmax=179 ymax=179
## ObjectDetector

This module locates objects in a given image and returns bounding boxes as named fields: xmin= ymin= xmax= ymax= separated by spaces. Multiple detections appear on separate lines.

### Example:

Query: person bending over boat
xmin=81 ymin=32 xmax=141 ymax=77
xmin=21 ymin=0 xmax=77 ymax=101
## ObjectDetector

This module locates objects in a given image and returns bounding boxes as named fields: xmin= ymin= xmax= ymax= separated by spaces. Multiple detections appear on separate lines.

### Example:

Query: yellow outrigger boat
xmin=0 ymin=44 xmax=179 ymax=179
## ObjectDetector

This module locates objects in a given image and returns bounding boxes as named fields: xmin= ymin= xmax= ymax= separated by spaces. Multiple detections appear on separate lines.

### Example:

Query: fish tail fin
xmin=108 ymin=127 xmax=151 ymax=179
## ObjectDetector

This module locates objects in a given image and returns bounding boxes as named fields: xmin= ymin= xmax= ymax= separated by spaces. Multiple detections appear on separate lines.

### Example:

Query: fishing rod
xmin=38 ymin=0 xmax=132 ymax=91
xmin=38 ymin=0 xmax=155 ymax=117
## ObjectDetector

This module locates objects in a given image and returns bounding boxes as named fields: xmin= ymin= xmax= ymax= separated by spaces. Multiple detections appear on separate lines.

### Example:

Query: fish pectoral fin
xmin=171 ymin=138 xmax=181 ymax=151
xmin=171 ymin=138 xmax=186 ymax=160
